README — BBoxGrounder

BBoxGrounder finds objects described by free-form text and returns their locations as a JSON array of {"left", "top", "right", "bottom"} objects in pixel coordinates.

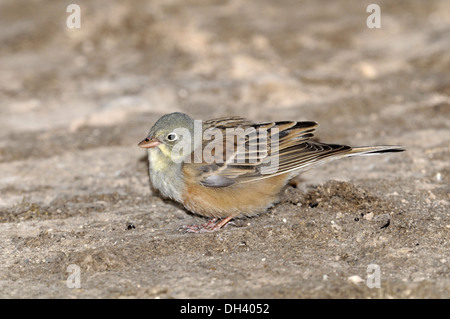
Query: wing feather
[{"left": 185, "top": 117, "right": 353, "bottom": 187}]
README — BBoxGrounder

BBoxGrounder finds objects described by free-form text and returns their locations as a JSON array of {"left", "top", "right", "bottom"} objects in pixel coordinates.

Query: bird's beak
[{"left": 138, "top": 137, "right": 161, "bottom": 148}]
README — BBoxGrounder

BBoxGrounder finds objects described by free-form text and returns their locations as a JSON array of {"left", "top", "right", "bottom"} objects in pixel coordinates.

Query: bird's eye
[{"left": 166, "top": 133, "right": 178, "bottom": 141}]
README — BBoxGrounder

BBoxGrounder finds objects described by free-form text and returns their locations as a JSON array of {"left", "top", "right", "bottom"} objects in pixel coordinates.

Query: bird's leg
[{"left": 181, "top": 216, "right": 234, "bottom": 233}]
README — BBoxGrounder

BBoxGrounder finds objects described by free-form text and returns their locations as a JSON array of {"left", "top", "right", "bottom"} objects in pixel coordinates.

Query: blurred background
[{"left": 1, "top": 0, "right": 449, "bottom": 150}]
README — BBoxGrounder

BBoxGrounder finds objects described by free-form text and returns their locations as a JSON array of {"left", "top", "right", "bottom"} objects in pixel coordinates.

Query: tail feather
[{"left": 347, "top": 145, "right": 405, "bottom": 157}]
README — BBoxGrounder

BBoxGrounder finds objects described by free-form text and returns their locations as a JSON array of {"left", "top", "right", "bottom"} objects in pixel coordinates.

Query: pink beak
[{"left": 138, "top": 137, "right": 161, "bottom": 148}]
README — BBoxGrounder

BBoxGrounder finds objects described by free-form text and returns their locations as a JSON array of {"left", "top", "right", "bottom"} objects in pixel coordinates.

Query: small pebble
[{"left": 348, "top": 275, "right": 364, "bottom": 284}]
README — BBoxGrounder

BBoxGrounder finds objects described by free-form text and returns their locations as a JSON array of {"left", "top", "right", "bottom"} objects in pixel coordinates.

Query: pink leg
[{"left": 181, "top": 216, "right": 234, "bottom": 233}]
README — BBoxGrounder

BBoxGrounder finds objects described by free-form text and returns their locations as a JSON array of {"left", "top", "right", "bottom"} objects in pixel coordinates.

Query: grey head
[
  {"left": 138, "top": 112, "right": 198, "bottom": 157},
  {"left": 149, "top": 112, "right": 194, "bottom": 141}
]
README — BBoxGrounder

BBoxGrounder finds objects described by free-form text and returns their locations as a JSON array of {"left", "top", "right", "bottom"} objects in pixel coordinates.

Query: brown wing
[
  {"left": 184, "top": 117, "right": 352, "bottom": 187},
  {"left": 187, "top": 116, "right": 260, "bottom": 187}
]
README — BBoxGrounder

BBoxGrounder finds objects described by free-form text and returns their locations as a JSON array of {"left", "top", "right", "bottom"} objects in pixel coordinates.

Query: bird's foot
[{"left": 181, "top": 216, "right": 234, "bottom": 233}]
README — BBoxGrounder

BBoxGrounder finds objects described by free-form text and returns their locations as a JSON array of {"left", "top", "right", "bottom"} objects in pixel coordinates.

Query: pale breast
[{"left": 148, "top": 148, "right": 184, "bottom": 202}]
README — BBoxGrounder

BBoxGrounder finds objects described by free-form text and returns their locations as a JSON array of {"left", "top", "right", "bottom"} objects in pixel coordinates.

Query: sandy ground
[{"left": 0, "top": 0, "right": 449, "bottom": 298}]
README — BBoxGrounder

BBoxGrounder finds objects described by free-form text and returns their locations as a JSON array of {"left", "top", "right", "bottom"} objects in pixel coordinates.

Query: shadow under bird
[{"left": 138, "top": 112, "right": 404, "bottom": 232}]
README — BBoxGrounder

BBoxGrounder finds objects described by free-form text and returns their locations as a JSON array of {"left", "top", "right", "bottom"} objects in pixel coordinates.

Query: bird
[{"left": 138, "top": 112, "right": 404, "bottom": 232}]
